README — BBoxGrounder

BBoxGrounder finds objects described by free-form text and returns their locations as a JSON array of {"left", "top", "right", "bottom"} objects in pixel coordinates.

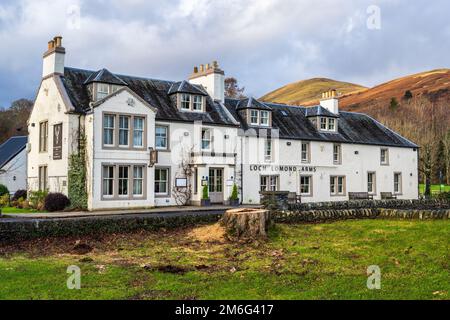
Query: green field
[
  {"left": 0, "top": 207, "right": 45, "bottom": 214},
  {"left": 419, "top": 184, "right": 450, "bottom": 195},
  {"left": 0, "top": 220, "right": 448, "bottom": 300}
]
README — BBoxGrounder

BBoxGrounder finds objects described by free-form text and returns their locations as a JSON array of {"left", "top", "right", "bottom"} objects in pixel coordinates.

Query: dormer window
[
  {"left": 193, "top": 95, "right": 203, "bottom": 111},
  {"left": 260, "top": 111, "right": 270, "bottom": 126},
  {"left": 181, "top": 94, "right": 191, "bottom": 110},
  {"left": 250, "top": 110, "right": 259, "bottom": 125},
  {"left": 97, "top": 83, "right": 109, "bottom": 100},
  {"left": 248, "top": 109, "right": 271, "bottom": 127},
  {"left": 318, "top": 117, "right": 338, "bottom": 132}
]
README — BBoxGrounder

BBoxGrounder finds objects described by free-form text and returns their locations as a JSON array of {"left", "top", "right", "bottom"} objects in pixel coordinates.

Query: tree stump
[{"left": 221, "top": 208, "right": 271, "bottom": 241}]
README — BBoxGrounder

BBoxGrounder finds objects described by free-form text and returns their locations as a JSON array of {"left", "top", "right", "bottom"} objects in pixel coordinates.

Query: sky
[{"left": 0, "top": 0, "right": 449, "bottom": 107}]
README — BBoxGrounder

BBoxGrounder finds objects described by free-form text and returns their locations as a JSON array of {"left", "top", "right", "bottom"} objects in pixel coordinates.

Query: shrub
[
  {"left": 436, "top": 192, "right": 450, "bottom": 201},
  {"left": 12, "top": 189, "right": 27, "bottom": 202},
  {"left": 0, "top": 194, "right": 10, "bottom": 207},
  {"left": 230, "top": 184, "right": 239, "bottom": 200},
  {"left": 202, "top": 184, "right": 209, "bottom": 200},
  {"left": 44, "top": 193, "right": 71, "bottom": 212},
  {"left": 0, "top": 184, "right": 9, "bottom": 197},
  {"left": 29, "top": 190, "right": 48, "bottom": 210}
]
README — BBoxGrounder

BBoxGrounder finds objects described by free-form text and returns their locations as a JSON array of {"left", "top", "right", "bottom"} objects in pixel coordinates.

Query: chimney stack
[
  {"left": 320, "top": 89, "right": 339, "bottom": 114},
  {"left": 42, "top": 35, "right": 65, "bottom": 78},
  {"left": 189, "top": 61, "right": 225, "bottom": 103}
]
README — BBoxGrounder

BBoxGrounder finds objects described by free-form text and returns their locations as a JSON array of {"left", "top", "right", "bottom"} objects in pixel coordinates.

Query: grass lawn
[
  {"left": 0, "top": 220, "right": 448, "bottom": 300},
  {"left": 0, "top": 207, "right": 45, "bottom": 214},
  {"left": 419, "top": 184, "right": 450, "bottom": 194}
]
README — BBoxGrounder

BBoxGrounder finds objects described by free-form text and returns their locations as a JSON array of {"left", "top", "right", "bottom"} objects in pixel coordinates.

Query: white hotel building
[{"left": 27, "top": 37, "right": 419, "bottom": 211}]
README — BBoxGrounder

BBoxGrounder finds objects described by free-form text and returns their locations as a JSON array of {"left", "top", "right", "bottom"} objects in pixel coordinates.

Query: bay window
[
  {"left": 181, "top": 94, "right": 191, "bottom": 110},
  {"left": 119, "top": 116, "right": 130, "bottom": 146},
  {"left": 102, "top": 166, "right": 114, "bottom": 197},
  {"left": 103, "top": 114, "right": 115, "bottom": 146},
  {"left": 133, "top": 117, "right": 144, "bottom": 148},
  {"left": 250, "top": 110, "right": 259, "bottom": 125},
  {"left": 133, "top": 166, "right": 144, "bottom": 196},
  {"left": 193, "top": 95, "right": 203, "bottom": 111},
  {"left": 118, "top": 166, "right": 129, "bottom": 196},
  {"left": 97, "top": 83, "right": 109, "bottom": 100},
  {"left": 260, "top": 111, "right": 270, "bottom": 126}
]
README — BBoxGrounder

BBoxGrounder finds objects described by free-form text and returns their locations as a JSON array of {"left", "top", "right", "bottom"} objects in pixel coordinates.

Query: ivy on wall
[{"left": 68, "top": 135, "right": 87, "bottom": 210}]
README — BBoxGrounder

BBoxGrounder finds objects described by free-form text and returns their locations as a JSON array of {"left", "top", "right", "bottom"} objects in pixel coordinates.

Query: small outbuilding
[{"left": 0, "top": 136, "right": 28, "bottom": 195}]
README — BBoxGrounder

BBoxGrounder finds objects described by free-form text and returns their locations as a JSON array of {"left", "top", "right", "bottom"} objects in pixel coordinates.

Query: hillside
[
  {"left": 260, "top": 78, "right": 367, "bottom": 106},
  {"left": 339, "top": 69, "right": 450, "bottom": 111}
]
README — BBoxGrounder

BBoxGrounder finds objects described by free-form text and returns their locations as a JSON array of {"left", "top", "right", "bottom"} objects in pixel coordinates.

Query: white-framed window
[
  {"left": 394, "top": 172, "right": 402, "bottom": 194},
  {"left": 300, "top": 176, "right": 312, "bottom": 196},
  {"left": 368, "top": 172, "right": 376, "bottom": 194},
  {"left": 155, "top": 125, "right": 168, "bottom": 150},
  {"left": 201, "top": 129, "right": 212, "bottom": 150},
  {"left": 181, "top": 93, "right": 191, "bottom": 110},
  {"left": 320, "top": 117, "right": 328, "bottom": 130},
  {"left": 330, "top": 176, "right": 346, "bottom": 196},
  {"left": 39, "top": 121, "right": 48, "bottom": 152},
  {"left": 119, "top": 116, "right": 130, "bottom": 147},
  {"left": 328, "top": 118, "right": 336, "bottom": 131},
  {"left": 301, "top": 142, "right": 310, "bottom": 163},
  {"left": 333, "top": 144, "right": 341, "bottom": 164},
  {"left": 102, "top": 166, "right": 114, "bottom": 197},
  {"left": 264, "top": 139, "right": 273, "bottom": 162},
  {"left": 103, "top": 114, "right": 115, "bottom": 146},
  {"left": 133, "top": 117, "right": 144, "bottom": 148},
  {"left": 97, "top": 83, "right": 109, "bottom": 100},
  {"left": 38, "top": 165, "right": 48, "bottom": 191},
  {"left": 118, "top": 166, "right": 129, "bottom": 196},
  {"left": 155, "top": 168, "right": 169, "bottom": 195},
  {"left": 381, "top": 148, "right": 389, "bottom": 165},
  {"left": 260, "top": 175, "right": 279, "bottom": 192},
  {"left": 192, "top": 95, "right": 203, "bottom": 111},
  {"left": 133, "top": 166, "right": 144, "bottom": 196},
  {"left": 250, "top": 110, "right": 259, "bottom": 125},
  {"left": 260, "top": 111, "right": 270, "bottom": 126}
]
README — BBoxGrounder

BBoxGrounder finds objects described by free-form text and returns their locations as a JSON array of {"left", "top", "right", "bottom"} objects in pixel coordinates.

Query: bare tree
[
  {"left": 172, "top": 147, "right": 195, "bottom": 206},
  {"left": 225, "top": 77, "right": 246, "bottom": 99}
]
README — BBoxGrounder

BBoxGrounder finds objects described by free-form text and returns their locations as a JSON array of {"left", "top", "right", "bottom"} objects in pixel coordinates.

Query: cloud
[{"left": 0, "top": 0, "right": 449, "bottom": 106}]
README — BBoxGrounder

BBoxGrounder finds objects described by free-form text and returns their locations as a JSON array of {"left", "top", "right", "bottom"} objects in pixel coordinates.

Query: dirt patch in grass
[{"left": 187, "top": 223, "right": 226, "bottom": 244}]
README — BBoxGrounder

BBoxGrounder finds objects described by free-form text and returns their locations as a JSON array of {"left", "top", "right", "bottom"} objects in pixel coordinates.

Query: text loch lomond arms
[{"left": 249, "top": 165, "right": 317, "bottom": 172}]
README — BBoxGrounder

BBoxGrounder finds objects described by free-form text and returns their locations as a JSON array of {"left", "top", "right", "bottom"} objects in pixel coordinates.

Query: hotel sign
[
  {"left": 53, "top": 123, "right": 63, "bottom": 160},
  {"left": 249, "top": 165, "right": 317, "bottom": 173}
]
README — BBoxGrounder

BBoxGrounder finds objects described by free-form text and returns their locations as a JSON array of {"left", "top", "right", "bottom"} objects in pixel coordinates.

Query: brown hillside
[
  {"left": 260, "top": 78, "right": 367, "bottom": 106},
  {"left": 340, "top": 69, "right": 450, "bottom": 112}
]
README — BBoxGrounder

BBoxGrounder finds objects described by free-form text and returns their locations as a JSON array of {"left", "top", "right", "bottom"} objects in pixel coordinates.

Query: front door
[{"left": 209, "top": 168, "right": 224, "bottom": 204}]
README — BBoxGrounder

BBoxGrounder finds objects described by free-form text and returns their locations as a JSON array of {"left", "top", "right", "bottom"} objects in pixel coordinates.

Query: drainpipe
[{"left": 240, "top": 135, "right": 244, "bottom": 205}]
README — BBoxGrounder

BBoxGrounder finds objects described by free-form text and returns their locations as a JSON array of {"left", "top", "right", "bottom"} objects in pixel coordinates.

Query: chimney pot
[
  {"left": 194, "top": 66, "right": 199, "bottom": 73},
  {"left": 200, "top": 64, "right": 204, "bottom": 72},
  {"left": 54, "top": 36, "right": 63, "bottom": 47},
  {"left": 48, "top": 40, "right": 55, "bottom": 50}
]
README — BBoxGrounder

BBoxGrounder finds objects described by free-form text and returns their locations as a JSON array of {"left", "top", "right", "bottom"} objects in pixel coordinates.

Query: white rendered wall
[
  {"left": 240, "top": 135, "right": 419, "bottom": 204},
  {"left": 42, "top": 52, "right": 65, "bottom": 77},
  {"left": 0, "top": 149, "right": 27, "bottom": 195},
  {"left": 89, "top": 91, "right": 156, "bottom": 211},
  {"left": 27, "top": 76, "right": 73, "bottom": 194}
]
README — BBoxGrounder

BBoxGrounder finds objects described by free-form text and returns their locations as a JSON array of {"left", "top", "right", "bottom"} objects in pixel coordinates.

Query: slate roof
[
  {"left": 225, "top": 98, "right": 418, "bottom": 148},
  {"left": 61, "top": 68, "right": 237, "bottom": 126},
  {"left": 305, "top": 105, "right": 340, "bottom": 118},
  {"left": 83, "top": 68, "right": 128, "bottom": 86},
  {"left": 0, "top": 136, "right": 27, "bottom": 169},
  {"left": 168, "top": 81, "right": 207, "bottom": 96},
  {"left": 236, "top": 97, "right": 272, "bottom": 111}
]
